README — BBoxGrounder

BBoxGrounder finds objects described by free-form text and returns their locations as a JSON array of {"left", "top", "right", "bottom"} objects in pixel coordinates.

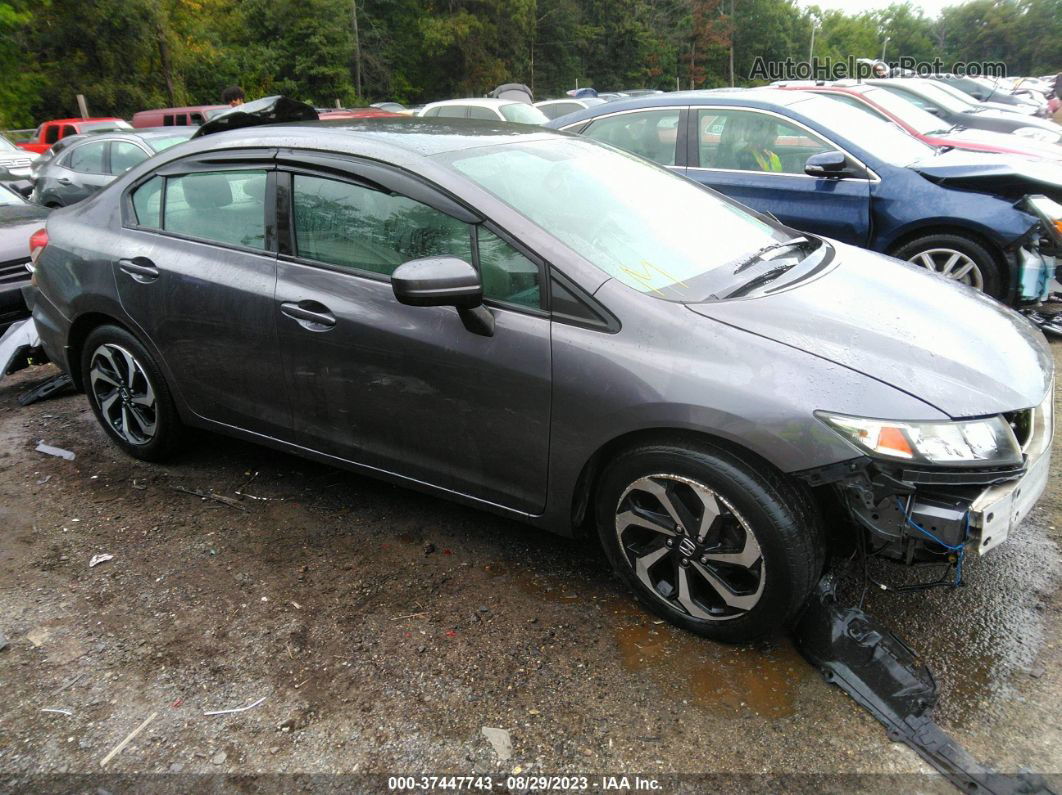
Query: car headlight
[
  {"left": 1013, "top": 126, "right": 1060, "bottom": 143},
  {"left": 1025, "top": 195, "right": 1062, "bottom": 245},
  {"left": 815, "top": 412, "right": 1023, "bottom": 466}
]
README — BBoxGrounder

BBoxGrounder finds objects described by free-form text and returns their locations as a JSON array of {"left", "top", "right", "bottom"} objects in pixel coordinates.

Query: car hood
[
  {"left": 909, "top": 148, "right": 1062, "bottom": 194},
  {"left": 972, "top": 107, "right": 1058, "bottom": 127},
  {"left": 0, "top": 151, "right": 36, "bottom": 166},
  {"left": 686, "top": 243, "right": 1052, "bottom": 418},
  {"left": 0, "top": 205, "right": 49, "bottom": 262},
  {"left": 938, "top": 128, "right": 1062, "bottom": 161}
]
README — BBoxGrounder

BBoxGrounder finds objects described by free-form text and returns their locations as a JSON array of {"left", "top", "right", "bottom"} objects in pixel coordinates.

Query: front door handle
[
  {"left": 280, "top": 300, "right": 336, "bottom": 331},
  {"left": 118, "top": 257, "right": 159, "bottom": 283},
  {"left": 56, "top": 177, "right": 72, "bottom": 185}
]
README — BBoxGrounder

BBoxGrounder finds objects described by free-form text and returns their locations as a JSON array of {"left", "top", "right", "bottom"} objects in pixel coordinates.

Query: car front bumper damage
[{"left": 801, "top": 398, "right": 1054, "bottom": 574}]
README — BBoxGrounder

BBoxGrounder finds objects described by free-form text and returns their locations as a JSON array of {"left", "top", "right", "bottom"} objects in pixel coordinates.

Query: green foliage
[{"left": 3, "top": 0, "right": 1059, "bottom": 125}]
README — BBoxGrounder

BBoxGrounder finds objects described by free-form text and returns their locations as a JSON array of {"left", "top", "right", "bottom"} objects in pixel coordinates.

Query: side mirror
[
  {"left": 805, "top": 151, "right": 856, "bottom": 179},
  {"left": 392, "top": 256, "right": 495, "bottom": 336}
]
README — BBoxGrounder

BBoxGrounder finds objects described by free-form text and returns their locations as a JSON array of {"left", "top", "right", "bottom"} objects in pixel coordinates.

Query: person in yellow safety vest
[{"left": 721, "top": 114, "right": 784, "bottom": 173}]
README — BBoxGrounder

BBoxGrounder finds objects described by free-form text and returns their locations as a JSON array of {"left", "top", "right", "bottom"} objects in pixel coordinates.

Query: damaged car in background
[
  {"left": 26, "top": 101, "right": 1056, "bottom": 645},
  {"left": 549, "top": 89, "right": 1062, "bottom": 333}
]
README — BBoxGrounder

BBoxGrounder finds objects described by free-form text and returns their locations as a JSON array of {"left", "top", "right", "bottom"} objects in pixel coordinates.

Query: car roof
[
  {"left": 58, "top": 128, "right": 197, "bottom": 146},
  {"left": 544, "top": 87, "right": 818, "bottom": 128},
  {"left": 47, "top": 118, "right": 125, "bottom": 125},
  {"left": 422, "top": 98, "right": 526, "bottom": 110},
  {"left": 166, "top": 117, "right": 561, "bottom": 165},
  {"left": 134, "top": 105, "right": 225, "bottom": 114}
]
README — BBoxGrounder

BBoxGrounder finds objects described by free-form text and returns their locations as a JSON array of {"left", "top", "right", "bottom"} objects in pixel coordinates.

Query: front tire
[
  {"left": 594, "top": 443, "right": 824, "bottom": 643},
  {"left": 80, "top": 325, "right": 181, "bottom": 461},
  {"left": 892, "top": 232, "right": 1005, "bottom": 300}
]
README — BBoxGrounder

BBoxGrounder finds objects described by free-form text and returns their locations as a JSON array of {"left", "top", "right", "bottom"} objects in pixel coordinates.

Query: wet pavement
[{"left": 0, "top": 342, "right": 1059, "bottom": 790}]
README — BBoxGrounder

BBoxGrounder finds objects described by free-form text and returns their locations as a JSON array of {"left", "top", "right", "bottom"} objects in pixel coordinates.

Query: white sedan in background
[{"left": 418, "top": 98, "right": 548, "bottom": 124}]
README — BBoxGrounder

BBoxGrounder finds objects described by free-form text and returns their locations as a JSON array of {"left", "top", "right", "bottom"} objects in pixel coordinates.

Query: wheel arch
[
  {"left": 882, "top": 222, "right": 1007, "bottom": 267},
  {"left": 568, "top": 427, "right": 793, "bottom": 538},
  {"left": 66, "top": 312, "right": 136, "bottom": 391}
]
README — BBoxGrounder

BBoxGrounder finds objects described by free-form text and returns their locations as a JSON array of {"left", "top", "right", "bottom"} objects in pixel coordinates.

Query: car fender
[{"left": 867, "top": 169, "right": 1036, "bottom": 253}]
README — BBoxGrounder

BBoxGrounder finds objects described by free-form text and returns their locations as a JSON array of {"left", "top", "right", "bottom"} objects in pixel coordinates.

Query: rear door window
[
  {"left": 540, "top": 102, "right": 580, "bottom": 119},
  {"left": 582, "top": 109, "right": 681, "bottom": 166},
  {"left": 163, "top": 170, "right": 268, "bottom": 250},
  {"left": 468, "top": 106, "right": 498, "bottom": 120},
  {"left": 66, "top": 141, "right": 108, "bottom": 174},
  {"left": 436, "top": 105, "right": 468, "bottom": 119},
  {"left": 109, "top": 142, "right": 149, "bottom": 174},
  {"left": 61, "top": 125, "right": 76, "bottom": 139}
]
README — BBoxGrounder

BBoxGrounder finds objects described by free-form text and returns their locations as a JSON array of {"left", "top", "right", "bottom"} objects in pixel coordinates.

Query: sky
[{"left": 795, "top": 0, "right": 954, "bottom": 18}]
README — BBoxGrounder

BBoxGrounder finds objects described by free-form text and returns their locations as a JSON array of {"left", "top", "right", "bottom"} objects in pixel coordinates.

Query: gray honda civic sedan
[{"left": 28, "top": 114, "right": 1055, "bottom": 642}]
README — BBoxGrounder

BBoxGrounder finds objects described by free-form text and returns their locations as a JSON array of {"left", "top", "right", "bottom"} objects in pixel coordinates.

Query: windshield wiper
[
  {"left": 732, "top": 236, "right": 810, "bottom": 273},
  {"left": 723, "top": 262, "right": 800, "bottom": 298}
]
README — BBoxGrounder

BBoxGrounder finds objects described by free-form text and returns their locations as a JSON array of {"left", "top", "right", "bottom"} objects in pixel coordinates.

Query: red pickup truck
[{"left": 16, "top": 117, "right": 132, "bottom": 154}]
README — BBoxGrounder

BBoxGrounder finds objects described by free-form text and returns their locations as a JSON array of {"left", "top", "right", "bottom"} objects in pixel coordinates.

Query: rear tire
[
  {"left": 891, "top": 232, "right": 1005, "bottom": 300},
  {"left": 594, "top": 442, "right": 824, "bottom": 643},
  {"left": 80, "top": 325, "right": 181, "bottom": 461}
]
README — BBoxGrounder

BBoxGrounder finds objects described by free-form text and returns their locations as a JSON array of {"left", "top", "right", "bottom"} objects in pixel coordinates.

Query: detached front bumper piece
[{"left": 796, "top": 575, "right": 1052, "bottom": 795}]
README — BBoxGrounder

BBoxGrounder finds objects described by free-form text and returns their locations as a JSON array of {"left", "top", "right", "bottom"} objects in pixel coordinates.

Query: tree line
[{"left": 1, "top": 0, "right": 1059, "bottom": 128}]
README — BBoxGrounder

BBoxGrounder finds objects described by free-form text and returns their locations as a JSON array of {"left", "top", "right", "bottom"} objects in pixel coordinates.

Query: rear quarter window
[{"left": 131, "top": 175, "right": 163, "bottom": 228}]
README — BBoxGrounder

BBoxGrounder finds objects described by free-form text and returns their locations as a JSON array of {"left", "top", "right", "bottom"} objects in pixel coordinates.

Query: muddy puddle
[{"left": 487, "top": 562, "right": 811, "bottom": 720}]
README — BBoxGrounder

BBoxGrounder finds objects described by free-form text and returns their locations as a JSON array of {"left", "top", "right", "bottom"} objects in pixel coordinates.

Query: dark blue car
[{"left": 548, "top": 88, "right": 1062, "bottom": 305}]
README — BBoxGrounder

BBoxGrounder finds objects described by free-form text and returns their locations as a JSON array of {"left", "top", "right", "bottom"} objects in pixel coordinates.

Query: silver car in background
[{"left": 32, "top": 128, "right": 194, "bottom": 207}]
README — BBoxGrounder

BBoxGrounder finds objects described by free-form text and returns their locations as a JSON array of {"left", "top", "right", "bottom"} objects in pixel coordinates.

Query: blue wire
[{"left": 894, "top": 497, "right": 968, "bottom": 586}]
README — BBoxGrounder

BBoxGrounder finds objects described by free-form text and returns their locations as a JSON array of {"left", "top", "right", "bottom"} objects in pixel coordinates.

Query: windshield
[
  {"left": 0, "top": 185, "right": 26, "bottom": 205},
  {"left": 902, "top": 82, "right": 974, "bottom": 113},
  {"left": 500, "top": 103, "right": 548, "bottom": 125},
  {"left": 437, "top": 137, "right": 803, "bottom": 300},
  {"left": 787, "top": 94, "right": 934, "bottom": 165},
  {"left": 924, "top": 80, "right": 982, "bottom": 108},
  {"left": 146, "top": 134, "right": 193, "bottom": 152},
  {"left": 80, "top": 120, "right": 133, "bottom": 132},
  {"left": 859, "top": 88, "right": 950, "bottom": 135}
]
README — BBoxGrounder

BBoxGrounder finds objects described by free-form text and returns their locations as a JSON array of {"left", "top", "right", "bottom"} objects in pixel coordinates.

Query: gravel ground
[{"left": 0, "top": 341, "right": 1060, "bottom": 793}]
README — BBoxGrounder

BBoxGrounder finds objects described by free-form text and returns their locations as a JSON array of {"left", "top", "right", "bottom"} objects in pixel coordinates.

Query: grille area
[{"left": 0, "top": 257, "right": 31, "bottom": 287}]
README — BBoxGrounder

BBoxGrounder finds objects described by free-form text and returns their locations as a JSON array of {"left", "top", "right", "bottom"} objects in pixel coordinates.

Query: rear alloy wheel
[
  {"left": 89, "top": 343, "right": 158, "bottom": 446},
  {"left": 595, "top": 443, "right": 824, "bottom": 642},
  {"left": 892, "top": 232, "right": 1004, "bottom": 299},
  {"left": 81, "top": 325, "right": 181, "bottom": 461}
]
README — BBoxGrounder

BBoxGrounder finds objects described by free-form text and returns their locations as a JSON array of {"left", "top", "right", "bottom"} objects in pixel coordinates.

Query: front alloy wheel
[
  {"left": 907, "top": 247, "right": 983, "bottom": 290},
  {"left": 89, "top": 343, "right": 158, "bottom": 445},
  {"left": 892, "top": 232, "right": 1004, "bottom": 299},
  {"left": 615, "top": 474, "right": 765, "bottom": 621},
  {"left": 595, "top": 443, "right": 824, "bottom": 642}
]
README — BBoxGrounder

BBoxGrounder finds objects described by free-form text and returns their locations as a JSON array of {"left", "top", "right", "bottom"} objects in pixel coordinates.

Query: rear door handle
[
  {"left": 118, "top": 257, "right": 159, "bottom": 283},
  {"left": 280, "top": 300, "right": 336, "bottom": 330}
]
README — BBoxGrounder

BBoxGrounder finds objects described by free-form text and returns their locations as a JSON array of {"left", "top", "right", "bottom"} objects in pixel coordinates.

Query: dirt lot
[{"left": 1, "top": 342, "right": 1060, "bottom": 793}]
